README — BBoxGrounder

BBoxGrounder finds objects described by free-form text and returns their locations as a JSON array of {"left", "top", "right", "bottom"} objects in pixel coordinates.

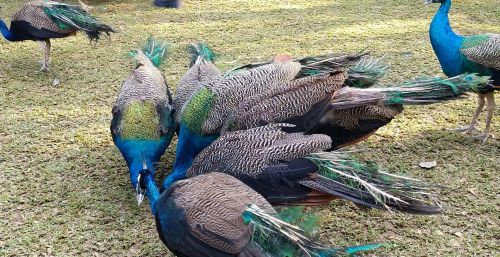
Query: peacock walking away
[
  {"left": 111, "top": 38, "right": 175, "bottom": 205},
  {"left": 140, "top": 170, "right": 383, "bottom": 257},
  {"left": 426, "top": 0, "right": 499, "bottom": 143},
  {"left": 0, "top": 0, "right": 114, "bottom": 72},
  {"left": 163, "top": 43, "right": 491, "bottom": 193},
  {"left": 187, "top": 123, "right": 443, "bottom": 214}
]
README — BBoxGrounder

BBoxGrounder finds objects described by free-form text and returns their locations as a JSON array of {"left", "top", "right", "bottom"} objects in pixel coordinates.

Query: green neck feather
[
  {"left": 121, "top": 101, "right": 160, "bottom": 140},
  {"left": 181, "top": 87, "right": 215, "bottom": 134}
]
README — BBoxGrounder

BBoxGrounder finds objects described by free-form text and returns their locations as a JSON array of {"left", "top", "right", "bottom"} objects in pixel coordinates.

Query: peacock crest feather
[
  {"left": 243, "top": 204, "right": 384, "bottom": 257},
  {"left": 181, "top": 87, "right": 215, "bottom": 134},
  {"left": 130, "top": 37, "right": 170, "bottom": 68},
  {"left": 120, "top": 101, "right": 161, "bottom": 141},
  {"left": 188, "top": 42, "right": 219, "bottom": 66}
]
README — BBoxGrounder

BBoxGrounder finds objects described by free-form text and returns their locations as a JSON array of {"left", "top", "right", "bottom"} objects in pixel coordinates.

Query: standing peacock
[
  {"left": 163, "top": 43, "right": 491, "bottom": 192},
  {"left": 426, "top": 0, "right": 499, "bottom": 143},
  {"left": 187, "top": 123, "right": 443, "bottom": 214},
  {"left": 140, "top": 170, "right": 383, "bottom": 257},
  {"left": 0, "top": 0, "right": 115, "bottom": 72},
  {"left": 111, "top": 38, "right": 175, "bottom": 205}
]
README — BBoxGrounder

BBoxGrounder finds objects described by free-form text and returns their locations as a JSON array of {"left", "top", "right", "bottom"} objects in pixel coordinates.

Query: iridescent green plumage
[
  {"left": 461, "top": 34, "right": 491, "bottom": 49},
  {"left": 307, "top": 152, "right": 441, "bottom": 210},
  {"left": 327, "top": 74, "right": 492, "bottom": 109},
  {"left": 130, "top": 37, "right": 170, "bottom": 68},
  {"left": 188, "top": 42, "right": 219, "bottom": 65},
  {"left": 120, "top": 101, "right": 161, "bottom": 141},
  {"left": 243, "top": 204, "right": 383, "bottom": 257},
  {"left": 181, "top": 87, "right": 215, "bottom": 134},
  {"left": 43, "top": 3, "right": 114, "bottom": 41}
]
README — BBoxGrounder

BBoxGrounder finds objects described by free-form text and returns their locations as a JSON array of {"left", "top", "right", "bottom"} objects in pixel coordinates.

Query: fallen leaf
[
  {"left": 468, "top": 188, "right": 478, "bottom": 197},
  {"left": 52, "top": 79, "right": 60, "bottom": 87},
  {"left": 419, "top": 160, "right": 437, "bottom": 169}
]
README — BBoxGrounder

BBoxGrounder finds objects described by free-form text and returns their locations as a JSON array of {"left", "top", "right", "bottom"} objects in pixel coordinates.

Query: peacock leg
[
  {"left": 472, "top": 92, "right": 495, "bottom": 143},
  {"left": 451, "top": 94, "right": 485, "bottom": 133},
  {"left": 37, "top": 40, "right": 51, "bottom": 72}
]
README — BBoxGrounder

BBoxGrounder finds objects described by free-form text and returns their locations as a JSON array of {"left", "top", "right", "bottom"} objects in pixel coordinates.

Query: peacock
[
  {"left": 111, "top": 38, "right": 175, "bottom": 205},
  {"left": 0, "top": 0, "right": 115, "bottom": 72},
  {"left": 140, "top": 170, "right": 383, "bottom": 256},
  {"left": 186, "top": 123, "right": 443, "bottom": 214},
  {"left": 163, "top": 43, "right": 491, "bottom": 192},
  {"left": 425, "top": 0, "right": 499, "bottom": 143}
]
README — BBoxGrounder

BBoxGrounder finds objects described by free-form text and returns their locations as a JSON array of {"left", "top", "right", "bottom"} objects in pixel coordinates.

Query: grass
[{"left": 0, "top": 0, "right": 498, "bottom": 256}]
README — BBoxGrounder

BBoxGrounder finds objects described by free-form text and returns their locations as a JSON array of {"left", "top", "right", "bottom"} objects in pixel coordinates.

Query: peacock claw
[
  {"left": 449, "top": 126, "right": 478, "bottom": 134},
  {"left": 36, "top": 61, "right": 50, "bottom": 72},
  {"left": 471, "top": 134, "right": 489, "bottom": 144}
]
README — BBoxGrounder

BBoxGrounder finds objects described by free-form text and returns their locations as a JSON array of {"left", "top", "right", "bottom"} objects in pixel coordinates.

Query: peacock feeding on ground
[
  {"left": 0, "top": 0, "right": 115, "bottom": 72},
  {"left": 140, "top": 170, "right": 383, "bottom": 257},
  {"left": 426, "top": 0, "right": 499, "bottom": 143},
  {"left": 163, "top": 43, "right": 491, "bottom": 193},
  {"left": 111, "top": 38, "right": 175, "bottom": 205},
  {"left": 186, "top": 123, "right": 443, "bottom": 214}
]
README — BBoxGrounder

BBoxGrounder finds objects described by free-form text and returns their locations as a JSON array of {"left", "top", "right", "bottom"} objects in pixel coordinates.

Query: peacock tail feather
[
  {"left": 129, "top": 37, "right": 170, "bottom": 68},
  {"left": 120, "top": 101, "right": 161, "bottom": 141},
  {"left": 181, "top": 87, "right": 216, "bottom": 134},
  {"left": 345, "top": 55, "right": 389, "bottom": 88},
  {"left": 328, "top": 74, "right": 492, "bottom": 109},
  {"left": 277, "top": 207, "right": 319, "bottom": 237},
  {"left": 43, "top": 2, "right": 115, "bottom": 41},
  {"left": 306, "top": 152, "right": 442, "bottom": 211},
  {"left": 188, "top": 42, "right": 219, "bottom": 66},
  {"left": 243, "top": 204, "right": 384, "bottom": 257}
]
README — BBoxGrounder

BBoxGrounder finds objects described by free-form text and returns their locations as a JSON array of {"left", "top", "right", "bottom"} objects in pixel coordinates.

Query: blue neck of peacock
[
  {"left": 143, "top": 173, "right": 160, "bottom": 214},
  {"left": 0, "top": 19, "right": 16, "bottom": 41},
  {"left": 129, "top": 157, "right": 155, "bottom": 188},
  {"left": 429, "top": 0, "right": 464, "bottom": 76},
  {"left": 161, "top": 124, "right": 218, "bottom": 191}
]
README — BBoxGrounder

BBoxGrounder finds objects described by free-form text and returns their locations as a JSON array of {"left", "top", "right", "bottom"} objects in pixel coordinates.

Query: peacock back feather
[
  {"left": 120, "top": 101, "right": 161, "bottom": 141},
  {"left": 181, "top": 87, "right": 216, "bottom": 134}
]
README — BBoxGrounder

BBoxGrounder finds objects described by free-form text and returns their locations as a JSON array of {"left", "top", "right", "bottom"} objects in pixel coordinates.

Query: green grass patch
[{"left": 0, "top": 0, "right": 498, "bottom": 256}]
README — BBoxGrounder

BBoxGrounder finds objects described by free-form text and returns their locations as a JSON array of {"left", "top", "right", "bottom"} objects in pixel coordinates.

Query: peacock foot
[
  {"left": 471, "top": 133, "right": 489, "bottom": 144},
  {"left": 449, "top": 125, "right": 479, "bottom": 134},
  {"left": 36, "top": 61, "right": 50, "bottom": 73}
]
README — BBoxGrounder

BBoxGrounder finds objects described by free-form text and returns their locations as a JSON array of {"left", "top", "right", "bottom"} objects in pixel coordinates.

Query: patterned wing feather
[
  {"left": 175, "top": 60, "right": 222, "bottom": 123},
  {"left": 187, "top": 124, "right": 331, "bottom": 178},
  {"left": 460, "top": 34, "right": 500, "bottom": 70},
  {"left": 162, "top": 173, "right": 275, "bottom": 255},
  {"left": 187, "top": 62, "right": 302, "bottom": 134},
  {"left": 115, "top": 52, "right": 169, "bottom": 109},
  {"left": 225, "top": 72, "right": 347, "bottom": 131},
  {"left": 11, "top": 1, "right": 74, "bottom": 34},
  {"left": 112, "top": 51, "right": 171, "bottom": 137}
]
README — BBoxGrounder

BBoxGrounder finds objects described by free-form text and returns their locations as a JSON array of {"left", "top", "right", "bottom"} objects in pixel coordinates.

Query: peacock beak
[
  {"left": 136, "top": 174, "right": 144, "bottom": 206},
  {"left": 424, "top": 0, "right": 433, "bottom": 5}
]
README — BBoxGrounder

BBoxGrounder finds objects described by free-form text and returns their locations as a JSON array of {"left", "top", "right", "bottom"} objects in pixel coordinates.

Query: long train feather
[
  {"left": 328, "top": 74, "right": 491, "bottom": 109},
  {"left": 305, "top": 151, "right": 442, "bottom": 212},
  {"left": 243, "top": 204, "right": 384, "bottom": 257}
]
